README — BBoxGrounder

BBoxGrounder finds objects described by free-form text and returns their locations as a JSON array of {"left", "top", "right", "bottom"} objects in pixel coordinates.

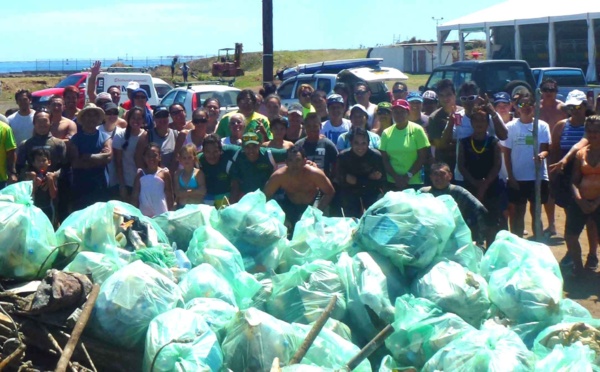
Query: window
[
  {"left": 155, "top": 84, "right": 172, "bottom": 99},
  {"left": 196, "top": 90, "right": 240, "bottom": 108},
  {"left": 56, "top": 74, "right": 84, "bottom": 88},
  {"left": 277, "top": 80, "right": 296, "bottom": 99},
  {"left": 543, "top": 70, "right": 586, "bottom": 86},
  {"left": 426, "top": 71, "right": 450, "bottom": 90},
  {"left": 173, "top": 90, "right": 187, "bottom": 105},
  {"left": 140, "top": 85, "right": 152, "bottom": 99},
  {"left": 316, "top": 78, "right": 332, "bottom": 94},
  {"left": 160, "top": 90, "right": 178, "bottom": 107}
]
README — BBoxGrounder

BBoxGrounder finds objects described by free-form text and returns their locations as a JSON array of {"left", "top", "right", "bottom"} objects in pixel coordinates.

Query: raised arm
[{"left": 87, "top": 60, "right": 101, "bottom": 104}]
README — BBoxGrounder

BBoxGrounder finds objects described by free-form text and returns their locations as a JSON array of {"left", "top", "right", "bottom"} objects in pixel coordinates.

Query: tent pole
[{"left": 485, "top": 25, "right": 491, "bottom": 60}]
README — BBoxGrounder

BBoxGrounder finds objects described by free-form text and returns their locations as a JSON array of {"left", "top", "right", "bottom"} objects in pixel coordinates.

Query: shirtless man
[
  {"left": 62, "top": 85, "right": 81, "bottom": 121},
  {"left": 539, "top": 78, "right": 567, "bottom": 236},
  {"left": 264, "top": 145, "right": 335, "bottom": 230},
  {"left": 48, "top": 96, "right": 77, "bottom": 141}
]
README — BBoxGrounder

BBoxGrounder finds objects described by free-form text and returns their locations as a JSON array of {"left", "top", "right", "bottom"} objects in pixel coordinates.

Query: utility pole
[{"left": 262, "top": 0, "right": 274, "bottom": 85}]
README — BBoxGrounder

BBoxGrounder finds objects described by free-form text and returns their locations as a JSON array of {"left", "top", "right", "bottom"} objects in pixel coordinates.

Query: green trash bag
[
  {"left": 412, "top": 260, "right": 490, "bottom": 327},
  {"left": 185, "top": 297, "right": 237, "bottom": 340},
  {"left": 90, "top": 261, "right": 184, "bottom": 349},
  {"left": 186, "top": 225, "right": 261, "bottom": 309},
  {"left": 292, "top": 323, "right": 371, "bottom": 372},
  {"left": 56, "top": 201, "right": 168, "bottom": 258},
  {"left": 379, "top": 355, "right": 401, "bottom": 372},
  {"left": 221, "top": 308, "right": 299, "bottom": 372},
  {"left": 534, "top": 342, "right": 600, "bottom": 372},
  {"left": 135, "top": 245, "right": 177, "bottom": 268},
  {"left": 437, "top": 195, "right": 483, "bottom": 274},
  {"left": 422, "top": 324, "right": 536, "bottom": 372},
  {"left": 153, "top": 204, "right": 212, "bottom": 252},
  {"left": 319, "top": 318, "right": 352, "bottom": 342},
  {"left": 143, "top": 308, "right": 223, "bottom": 372},
  {"left": 385, "top": 294, "right": 476, "bottom": 369},
  {"left": 481, "top": 230, "right": 561, "bottom": 280},
  {"left": 0, "top": 181, "right": 57, "bottom": 280},
  {"left": 178, "top": 263, "right": 237, "bottom": 306},
  {"left": 532, "top": 319, "right": 600, "bottom": 360},
  {"left": 485, "top": 237, "right": 563, "bottom": 324},
  {"left": 356, "top": 190, "right": 455, "bottom": 271},
  {"left": 279, "top": 206, "right": 357, "bottom": 272},
  {"left": 266, "top": 260, "right": 346, "bottom": 324},
  {"left": 63, "top": 251, "right": 128, "bottom": 285},
  {"left": 210, "top": 190, "right": 286, "bottom": 270}
]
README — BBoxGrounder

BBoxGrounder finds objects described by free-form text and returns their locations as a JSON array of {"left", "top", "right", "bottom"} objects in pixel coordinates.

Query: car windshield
[
  {"left": 56, "top": 74, "right": 83, "bottom": 88},
  {"left": 196, "top": 90, "right": 240, "bottom": 107}
]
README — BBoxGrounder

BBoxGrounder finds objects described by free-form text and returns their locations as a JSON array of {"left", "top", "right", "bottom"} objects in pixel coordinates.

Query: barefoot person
[{"left": 264, "top": 145, "right": 335, "bottom": 230}]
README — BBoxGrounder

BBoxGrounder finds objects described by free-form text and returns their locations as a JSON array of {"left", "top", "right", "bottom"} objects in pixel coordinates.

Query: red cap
[{"left": 391, "top": 99, "right": 410, "bottom": 110}]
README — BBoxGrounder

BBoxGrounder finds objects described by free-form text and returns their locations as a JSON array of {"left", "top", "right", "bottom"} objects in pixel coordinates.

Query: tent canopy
[{"left": 439, "top": 0, "right": 600, "bottom": 31}]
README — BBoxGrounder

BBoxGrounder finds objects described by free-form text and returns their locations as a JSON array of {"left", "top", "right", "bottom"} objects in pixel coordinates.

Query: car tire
[{"left": 504, "top": 80, "right": 532, "bottom": 98}]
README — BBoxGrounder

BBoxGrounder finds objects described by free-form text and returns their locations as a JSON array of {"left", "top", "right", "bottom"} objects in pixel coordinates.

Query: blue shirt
[{"left": 71, "top": 130, "right": 110, "bottom": 189}]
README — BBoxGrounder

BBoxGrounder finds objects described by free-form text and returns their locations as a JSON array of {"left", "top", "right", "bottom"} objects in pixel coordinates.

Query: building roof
[{"left": 439, "top": 0, "right": 600, "bottom": 32}]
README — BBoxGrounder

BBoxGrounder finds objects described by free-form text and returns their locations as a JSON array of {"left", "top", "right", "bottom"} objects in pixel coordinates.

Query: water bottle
[{"left": 174, "top": 249, "right": 191, "bottom": 270}]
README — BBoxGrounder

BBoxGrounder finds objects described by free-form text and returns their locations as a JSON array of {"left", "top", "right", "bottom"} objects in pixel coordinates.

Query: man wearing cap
[
  {"left": 422, "top": 90, "right": 439, "bottom": 116},
  {"left": 373, "top": 102, "right": 393, "bottom": 135},
  {"left": 295, "top": 113, "right": 338, "bottom": 179},
  {"left": 264, "top": 145, "right": 335, "bottom": 231},
  {"left": 48, "top": 95, "right": 77, "bottom": 141},
  {"left": 229, "top": 132, "right": 287, "bottom": 201},
  {"left": 353, "top": 82, "right": 378, "bottom": 131},
  {"left": 285, "top": 103, "right": 305, "bottom": 143},
  {"left": 407, "top": 92, "right": 429, "bottom": 128},
  {"left": 337, "top": 104, "right": 381, "bottom": 151},
  {"left": 381, "top": 99, "right": 430, "bottom": 191},
  {"left": 321, "top": 94, "right": 350, "bottom": 144},
  {"left": 493, "top": 92, "right": 513, "bottom": 123},
  {"left": 122, "top": 81, "right": 141, "bottom": 110},
  {"left": 392, "top": 82, "right": 409, "bottom": 101},
  {"left": 69, "top": 103, "right": 112, "bottom": 210}
]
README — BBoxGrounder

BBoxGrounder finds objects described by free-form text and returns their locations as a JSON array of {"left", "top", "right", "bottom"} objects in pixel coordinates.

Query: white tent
[{"left": 436, "top": 0, "right": 600, "bottom": 81}]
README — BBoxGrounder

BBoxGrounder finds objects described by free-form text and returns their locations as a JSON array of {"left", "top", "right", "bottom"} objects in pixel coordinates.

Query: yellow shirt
[
  {"left": 216, "top": 111, "right": 272, "bottom": 142},
  {"left": 0, "top": 122, "right": 17, "bottom": 182},
  {"left": 380, "top": 122, "right": 430, "bottom": 184}
]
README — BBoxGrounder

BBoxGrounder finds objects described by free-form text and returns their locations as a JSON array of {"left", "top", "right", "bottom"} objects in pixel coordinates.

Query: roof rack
[
  {"left": 83, "top": 67, "right": 151, "bottom": 73},
  {"left": 174, "top": 77, "right": 236, "bottom": 88}
]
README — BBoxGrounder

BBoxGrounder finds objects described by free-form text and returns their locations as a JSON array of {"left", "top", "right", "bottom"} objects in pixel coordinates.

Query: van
[{"left": 88, "top": 71, "right": 162, "bottom": 106}]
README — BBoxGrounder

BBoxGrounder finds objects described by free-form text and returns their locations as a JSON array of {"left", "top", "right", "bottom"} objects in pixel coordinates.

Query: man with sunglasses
[
  {"left": 422, "top": 90, "right": 439, "bottom": 116},
  {"left": 353, "top": 82, "right": 378, "bottom": 131},
  {"left": 539, "top": 78, "right": 567, "bottom": 236},
  {"left": 392, "top": 82, "right": 408, "bottom": 101},
  {"left": 503, "top": 93, "right": 551, "bottom": 239}
]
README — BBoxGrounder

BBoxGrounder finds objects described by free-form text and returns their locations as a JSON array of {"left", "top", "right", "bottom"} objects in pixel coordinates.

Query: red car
[{"left": 32, "top": 72, "right": 89, "bottom": 110}]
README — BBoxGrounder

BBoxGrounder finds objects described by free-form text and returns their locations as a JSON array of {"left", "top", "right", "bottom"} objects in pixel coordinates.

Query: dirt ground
[{"left": 524, "top": 205, "right": 600, "bottom": 317}]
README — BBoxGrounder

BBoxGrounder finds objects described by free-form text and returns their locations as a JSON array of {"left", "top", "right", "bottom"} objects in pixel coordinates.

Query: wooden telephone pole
[{"left": 262, "top": 0, "right": 274, "bottom": 85}]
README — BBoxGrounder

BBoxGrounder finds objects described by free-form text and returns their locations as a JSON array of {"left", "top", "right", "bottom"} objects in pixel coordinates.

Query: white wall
[{"left": 370, "top": 45, "right": 454, "bottom": 72}]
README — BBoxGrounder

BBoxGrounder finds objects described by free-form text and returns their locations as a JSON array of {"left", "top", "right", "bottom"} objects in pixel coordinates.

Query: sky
[{"left": 2, "top": 0, "right": 505, "bottom": 62}]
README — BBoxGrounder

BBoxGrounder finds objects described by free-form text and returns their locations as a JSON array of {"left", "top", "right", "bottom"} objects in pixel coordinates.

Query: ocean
[{"left": 0, "top": 56, "right": 210, "bottom": 74}]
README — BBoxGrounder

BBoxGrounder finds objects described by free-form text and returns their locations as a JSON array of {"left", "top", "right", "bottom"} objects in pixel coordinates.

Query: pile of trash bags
[{"left": 1, "top": 185, "right": 600, "bottom": 371}]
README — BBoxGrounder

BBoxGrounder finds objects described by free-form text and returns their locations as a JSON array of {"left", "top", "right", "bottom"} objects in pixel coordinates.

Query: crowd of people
[{"left": 1, "top": 76, "right": 600, "bottom": 276}]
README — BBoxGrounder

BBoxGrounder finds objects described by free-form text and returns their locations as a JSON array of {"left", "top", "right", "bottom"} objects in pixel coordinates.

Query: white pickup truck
[{"left": 532, "top": 67, "right": 600, "bottom": 103}]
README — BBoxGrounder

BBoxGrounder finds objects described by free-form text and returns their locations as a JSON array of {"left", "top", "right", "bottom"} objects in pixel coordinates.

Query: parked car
[
  {"left": 32, "top": 72, "right": 89, "bottom": 110},
  {"left": 276, "top": 66, "right": 408, "bottom": 108},
  {"left": 420, "top": 60, "right": 536, "bottom": 102},
  {"left": 159, "top": 84, "right": 241, "bottom": 120},
  {"left": 531, "top": 67, "right": 600, "bottom": 102},
  {"left": 153, "top": 78, "right": 172, "bottom": 100}
]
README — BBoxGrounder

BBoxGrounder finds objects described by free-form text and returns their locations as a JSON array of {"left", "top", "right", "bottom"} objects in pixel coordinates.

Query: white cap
[{"left": 126, "top": 81, "right": 140, "bottom": 91}]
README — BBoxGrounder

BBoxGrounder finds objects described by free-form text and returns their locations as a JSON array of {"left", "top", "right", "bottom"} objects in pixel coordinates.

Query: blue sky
[{"left": 3, "top": 0, "right": 503, "bottom": 61}]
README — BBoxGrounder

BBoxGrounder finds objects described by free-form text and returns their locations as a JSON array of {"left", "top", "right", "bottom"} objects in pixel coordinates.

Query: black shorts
[
  {"left": 565, "top": 202, "right": 600, "bottom": 236},
  {"left": 507, "top": 180, "right": 549, "bottom": 205}
]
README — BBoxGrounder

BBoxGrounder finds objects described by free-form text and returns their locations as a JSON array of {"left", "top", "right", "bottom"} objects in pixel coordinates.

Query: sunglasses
[
  {"left": 541, "top": 87, "right": 557, "bottom": 93},
  {"left": 460, "top": 95, "right": 478, "bottom": 102},
  {"left": 568, "top": 105, "right": 582, "bottom": 111},
  {"left": 106, "top": 111, "right": 119, "bottom": 115},
  {"left": 155, "top": 113, "right": 169, "bottom": 119},
  {"left": 393, "top": 89, "right": 406, "bottom": 94},
  {"left": 134, "top": 95, "right": 147, "bottom": 99},
  {"left": 192, "top": 117, "right": 208, "bottom": 124},
  {"left": 354, "top": 91, "right": 368, "bottom": 96},
  {"left": 170, "top": 109, "right": 184, "bottom": 115},
  {"left": 301, "top": 92, "right": 312, "bottom": 97},
  {"left": 517, "top": 102, "right": 533, "bottom": 108}
]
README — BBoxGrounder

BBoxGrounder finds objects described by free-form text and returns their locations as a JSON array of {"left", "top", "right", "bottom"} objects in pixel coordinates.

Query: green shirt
[
  {"left": 0, "top": 122, "right": 17, "bottom": 182},
  {"left": 380, "top": 122, "right": 430, "bottom": 184},
  {"left": 230, "top": 147, "right": 287, "bottom": 194},
  {"left": 198, "top": 145, "right": 238, "bottom": 197},
  {"left": 302, "top": 104, "right": 316, "bottom": 119},
  {"left": 216, "top": 111, "right": 272, "bottom": 142}
]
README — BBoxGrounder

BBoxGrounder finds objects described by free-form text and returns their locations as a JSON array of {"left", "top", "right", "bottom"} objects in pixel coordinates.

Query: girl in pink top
[{"left": 132, "top": 143, "right": 174, "bottom": 217}]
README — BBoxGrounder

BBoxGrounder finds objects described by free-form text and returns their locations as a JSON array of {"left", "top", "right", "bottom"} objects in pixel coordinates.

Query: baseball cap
[
  {"left": 406, "top": 92, "right": 423, "bottom": 103},
  {"left": 565, "top": 89, "right": 587, "bottom": 106},
  {"left": 326, "top": 93, "right": 344, "bottom": 106},
  {"left": 102, "top": 102, "right": 119, "bottom": 113},
  {"left": 242, "top": 132, "right": 260, "bottom": 146},
  {"left": 391, "top": 99, "right": 410, "bottom": 110},
  {"left": 493, "top": 92, "right": 511, "bottom": 105},
  {"left": 350, "top": 104, "right": 368, "bottom": 116},
  {"left": 422, "top": 90, "right": 438, "bottom": 101},
  {"left": 126, "top": 81, "right": 140, "bottom": 91},
  {"left": 377, "top": 102, "right": 392, "bottom": 113},
  {"left": 288, "top": 103, "right": 303, "bottom": 115},
  {"left": 153, "top": 105, "right": 169, "bottom": 118}
]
